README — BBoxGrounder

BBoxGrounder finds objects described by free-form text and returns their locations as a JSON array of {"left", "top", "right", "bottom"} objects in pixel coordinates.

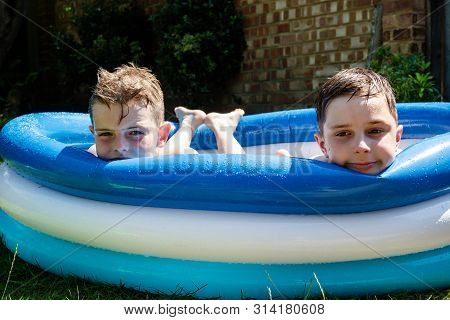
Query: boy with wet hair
[
  {"left": 87, "top": 63, "right": 245, "bottom": 160},
  {"left": 313, "top": 67, "right": 403, "bottom": 175}
]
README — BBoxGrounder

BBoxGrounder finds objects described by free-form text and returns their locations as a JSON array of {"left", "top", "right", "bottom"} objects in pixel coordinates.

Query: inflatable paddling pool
[{"left": 0, "top": 103, "right": 449, "bottom": 299}]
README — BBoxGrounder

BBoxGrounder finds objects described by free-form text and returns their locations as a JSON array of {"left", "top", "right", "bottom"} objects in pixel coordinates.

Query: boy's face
[
  {"left": 90, "top": 100, "right": 169, "bottom": 160},
  {"left": 314, "top": 94, "right": 403, "bottom": 175}
]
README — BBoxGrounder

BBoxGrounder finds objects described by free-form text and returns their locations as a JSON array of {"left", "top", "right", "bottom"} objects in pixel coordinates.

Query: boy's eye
[
  {"left": 128, "top": 130, "right": 145, "bottom": 136},
  {"left": 98, "top": 132, "right": 113, "bottom": 137},
  {"left": 335, "top": 131, "right": 351, "bottom": 137},
  {"left": 368, "top": 128, "right": 384, "bottom": 134}
]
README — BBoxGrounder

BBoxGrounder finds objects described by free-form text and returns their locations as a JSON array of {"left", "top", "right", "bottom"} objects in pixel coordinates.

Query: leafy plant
[
  {"left": 152, "top": 0, "right": 247, "bottom": 109},
  {"left": 0, "top": 58, "right": 38, "bottom": 126},
  {"left": 53, "top": 0, "right": 153, "bottom": 106},
  {"left": 369, "top": 47, "right": 440, "bottom": 102}
]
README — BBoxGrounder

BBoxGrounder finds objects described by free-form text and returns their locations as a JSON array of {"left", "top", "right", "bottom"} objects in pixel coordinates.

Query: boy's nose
[
  {"left": 114, "top": 136, "right": 129, "bottom": 152},
  {"left": 354, "top": 137, "right": 370, "bottom": 153}
]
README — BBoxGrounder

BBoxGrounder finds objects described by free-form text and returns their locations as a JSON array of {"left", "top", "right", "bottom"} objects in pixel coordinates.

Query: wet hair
[
  {"left": 314, "top": 67, "right": 397, "bottom": 132},
  {"left": 88, "top": 63, "right": 164, "bottom": 125}
]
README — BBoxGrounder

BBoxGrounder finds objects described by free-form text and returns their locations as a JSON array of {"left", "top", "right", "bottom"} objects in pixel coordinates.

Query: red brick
[
  {"left": 271, "top": 48, "right": 283, "bottom": 58},
  {"left": 305, "top": 80, "right": 313, "bottom": 90},
  {"left": 393, "top": 28, "right": 412, "bottom": 40},
  {"left": 273, "top": 12, "right": 280, "bottom": 22},
  {"left": 280, "top": 34, "right": 296, "bottom": 45},
  {"left": 260, "top": 14, "right": 267, "bottom": 24},
  {"left": 250, "top": 84, "right": 260, "bottom": 92},
  {"left": 351, "top": 0, "right": 373, "bottom": 8},
  {"left": 277, "top": 23, "right": 290, "bottom": 33},
  {"left": 301, "top": 42, "right": 315, "bottom": 54},
  {"left": 303, "top": 68, "right": 314, "bottom": 77},
  {"left": 346, "top": 25, "right": 355, "bottom": 35},
  {"left": 317, "top": 17, "right": 325, "bottom": 27},
  {"left": 263, "top": 60, "right": 273, "bottom": 68},
  {"left": 319, "top": 29, "right": 335, "bottom": 39},
  {"left": 349, "top": 11, "right": 356, "bottom": 23},
  {"left": 297, "top": 33, "right": 309, "bottom": 42},
  {"left": 279, "top": 81, "right": 290, "bottom": 90},
  {"left": 271, "top": 93, "right": 291, "bottom": 104},
  {"left": 356, "top": 50, "right": 364, "bottom": 60},
  {"left": 383, "top": 0, "right": 420, "bottom": 14},
  {"left": 258, "top": 27, "right": 268, "bottom": 37},
  {"left": 335, "top": 52, "right": 341, "bottom": 62},
  {"left": 243, "top": 63, "right": 253, "bottom": 71},
  {"left": 338, "top": 38, "right": 351, "bottom": 50},
  {"left": 316, "top": 54, "right": 328, "bottom": 64},
  {"left": 412, "top": 27, "right": 426, "bottom": 39}
]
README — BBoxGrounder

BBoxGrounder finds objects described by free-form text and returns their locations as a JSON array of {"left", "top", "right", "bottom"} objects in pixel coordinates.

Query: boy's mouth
[{"left": 346, "top": 161, "right": 379, "bottom": 172}]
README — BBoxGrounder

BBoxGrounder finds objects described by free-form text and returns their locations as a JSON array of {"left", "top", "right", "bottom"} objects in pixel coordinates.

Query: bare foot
[
  {"left": 204, "top": 109, "right": 245, "bottom": 133},
  {"left": 174, "top": 106, "right": 206, "bottom": 132}
]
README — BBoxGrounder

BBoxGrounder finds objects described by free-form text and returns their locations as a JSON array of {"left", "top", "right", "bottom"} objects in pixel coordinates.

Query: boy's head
[
  {"left": 314, "top": 67, "right": 403, "bottom": 175},
  {"left": 89, "top": 63, "right": 171, "bottom": 160}
]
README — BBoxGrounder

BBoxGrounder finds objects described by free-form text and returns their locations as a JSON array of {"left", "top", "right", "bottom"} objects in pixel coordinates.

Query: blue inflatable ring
[{"left": 0, "top": 102, "right": 449, "bottom": 299}]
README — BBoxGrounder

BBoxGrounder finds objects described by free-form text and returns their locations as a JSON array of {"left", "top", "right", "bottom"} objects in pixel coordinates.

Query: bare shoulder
[
  {"left": 87, "top": 144, "right": 97, "bottom": 156},
  {"left": 312, "top": 154, "right": 327, "bottom": 162}
]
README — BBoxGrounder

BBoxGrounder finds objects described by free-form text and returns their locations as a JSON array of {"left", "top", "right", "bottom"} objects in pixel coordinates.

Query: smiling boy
[{"left": 313, "top": 68, "right": 403, "bottom": 175}]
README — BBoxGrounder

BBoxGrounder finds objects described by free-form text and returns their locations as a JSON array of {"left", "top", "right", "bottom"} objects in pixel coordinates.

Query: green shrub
[
  {"left": 369, "top": 47, "right": 440, "bottom": 102},
  {"left": 54, "top": 0, "right": 153, "bottom": 105},
  {"left": 0, "top": 58, "right": 38, "bottom": 123},
  {"left": 152, "top": 0, "right": 247, "bottom": 109}
]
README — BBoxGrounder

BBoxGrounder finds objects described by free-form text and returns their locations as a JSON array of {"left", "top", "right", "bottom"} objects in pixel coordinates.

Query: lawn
[
  {"left": 0, "top": 240, "right": 195, "bottom": 300},
  {"left": 0, "top": 240, "right": 449, "bottom": 300}
]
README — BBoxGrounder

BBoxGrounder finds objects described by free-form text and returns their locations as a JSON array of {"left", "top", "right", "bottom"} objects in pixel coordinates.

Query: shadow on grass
[
  {"left": 0, "top": 241, "right": 196, "bottom": 300},
  {"left": 1, "top": 240, "right": 449, "bottom": 300}
]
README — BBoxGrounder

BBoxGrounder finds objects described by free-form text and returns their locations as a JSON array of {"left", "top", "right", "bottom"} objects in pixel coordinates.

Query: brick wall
[
  {"left": 381, "top": 0, "right": 427, "bottom": 53},
  {"left": 232, "top": 0, "right": 427, "bottom": 111},
  {"left": 232, "top": 0, "right": 376, "bottom": 110},
  {"left": 53, "top": 0, "right": 428, "bottom": 111}
]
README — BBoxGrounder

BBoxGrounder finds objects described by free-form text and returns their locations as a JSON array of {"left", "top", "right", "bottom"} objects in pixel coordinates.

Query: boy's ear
[
  {"left": 89, "top": 125, "right": 95, "bottom": 135},
  {"left": 314, "top": 132, "right": 329, "bottom": 159},
  {"left": 158, "top": 122, "right": 172, "bottom": 147}
]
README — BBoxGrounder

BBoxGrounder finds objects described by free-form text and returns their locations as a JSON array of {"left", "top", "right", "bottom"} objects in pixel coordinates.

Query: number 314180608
[{"left": 253, "top": 303, "right": 325, "bottom": 315}]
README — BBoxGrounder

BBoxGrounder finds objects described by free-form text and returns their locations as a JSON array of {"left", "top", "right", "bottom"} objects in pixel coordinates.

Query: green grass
[
  {"left": 0, "top": 240, "right": 196, "bottom": 300},
  {"left": 1, "top": 240, "right": 449, "bottom": 300}
]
